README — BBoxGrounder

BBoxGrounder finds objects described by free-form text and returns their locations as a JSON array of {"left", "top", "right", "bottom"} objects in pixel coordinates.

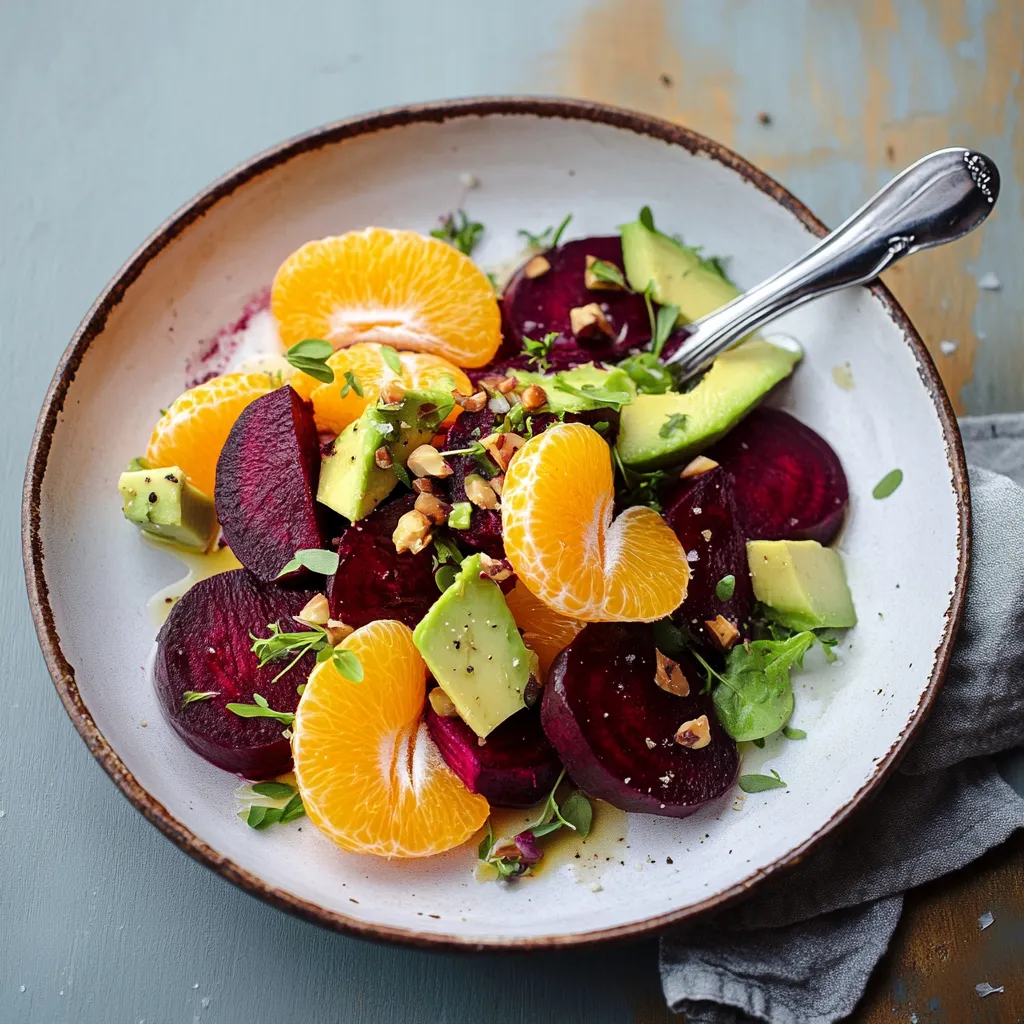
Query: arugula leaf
[
  {"left": 711, "top": 632, "right": 817, "bottom": 741},
  {"left": 659, "top": 413, "right": 688, "bottom": 439},
  {"left": 181, "top": 690, "right": 219, "bottom": 708},
  {"left": 332, "top": 648, "right": 364, "bottom": 683},
  {"left": 340, "top": 370, "right": 364, "bottom": 398},
  {"left": 612, "top": 447, "right": 671, "bottom": 512},
  {"left": 276, "top": 548, "right": 340, "bottom": 578},
  {"left": 872, "top": 469, "right": 903, "bottom": 499},
  {"left": 518, "top": 213, "right": 572, "bottom": 251},
  {"left": 552, "top": 376, "right": 633, "bottom": 410},
  {"left": 651, "top": 303, "right": 680, "bottom": 357},
  {"left": 523, "top": 332, "right": 558, "bottom": 371},
  {"left": 380, "top": 345, "right": 403, "bottom": 373},
  {"left": 286, "top": 339, "right": 335, "bottom": 384},
  {"left": 738, "top": 771, "right": 788, "bottom": 793},
  {"left": 225, "top": 695, "right": 295, "bottom": 725},
  {"left": 715, "top": 575, "right": 736, "bottom": 601},
  {"left": 588, "top": 258, "right": 629, "bottom": 289},
  {"left": 431, "top": 210, "right": 484, "bottom": 256},
  {"left": 618, "top": 351, "right": 677, "bottom": 395},
  {"left": 251, "top": 781, "right": 295, "bottom": 800}
]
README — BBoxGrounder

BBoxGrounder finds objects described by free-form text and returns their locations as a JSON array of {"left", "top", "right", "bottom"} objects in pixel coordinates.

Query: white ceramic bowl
[{"left": 23, "top": 99, "right": 968, "bottom": 949}]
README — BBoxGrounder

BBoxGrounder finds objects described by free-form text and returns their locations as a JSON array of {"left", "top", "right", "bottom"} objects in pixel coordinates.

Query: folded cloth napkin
[{"left": 660, "top": 413, "right": 1024, "bottom": 1024}]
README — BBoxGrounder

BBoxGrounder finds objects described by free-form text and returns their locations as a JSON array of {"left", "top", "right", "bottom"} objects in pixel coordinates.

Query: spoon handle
[{"left": 666, "top": 147, "right": 999, "bottom": 379}]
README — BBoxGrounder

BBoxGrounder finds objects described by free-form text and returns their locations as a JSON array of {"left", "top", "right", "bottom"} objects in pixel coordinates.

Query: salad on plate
[{"left": 117, "top": 206, "right": 857, "bottom": 878}]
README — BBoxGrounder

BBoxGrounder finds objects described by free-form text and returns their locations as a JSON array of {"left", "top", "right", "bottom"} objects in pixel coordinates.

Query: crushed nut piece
[
  {"left": 489, "top": 473, "right": 505, "bottom": 497},
  {"left": 680, "top": 455, "right": 720, "bottom": 479},
  {"left": 524, "top": 255, "right": 551, "bottom": 279},
  {"left": 296, "top": 594, "right": 330, "bottom": 626},
  {"left": 453, "top": 389, "right": 488, "bottom": 413},
  {"left": 569, "top": 302, "right": 616, "bottom": 340},
  {"left": 412, "top": 477, "right": 438, "bottom": 495},
  {"left": 481, "top": 431, "right": 526, "bottom": 472},
  {"left": 393, "top": 509, "right": 433, "bottom": 554},
  {"left": 496, "top": 376, "right": 518, "bottom": 394},
  {"left": 379, "top": 381, "right": 407, "bottom": 405},
  {"left": 644, "top": 737, "right": 656, "bottom": 750},
  {"left": 407, "top": 444, "right": 453, "bottom": 478},
  {"left": 675, "top": 715, "right": 711, "bottom": 749},
  {"left": 324, "top": 619, "right": 354, "bottom": 646},
  {"left": 654, "top": 649, "right": 691, "bottom": 696},
  {"left": 478, "top": 553, "right": 514, "bottom": 582},
  {"left": 584, "top": 253, "right": 625, "bottom": 290},
  {"left": 701, "top": 529, "right": 712, "bottom": 542},
  {"left": 414, "top": 491, "right": 451, "bottom": 525},
  {"left": 519, "top": 383, "right": 547, "bottom": 412},
  {"left": 705, "top": 615, "right": 740, "bottom": 651},
  {"left": 428, "top": 687, "right": 460, "bottom": 718},
  {"left": 374, "top": 446, "right": 393, "bottom": 470},
  {"left": 465, "top": 473, "right": 499, "bottom": 509}
]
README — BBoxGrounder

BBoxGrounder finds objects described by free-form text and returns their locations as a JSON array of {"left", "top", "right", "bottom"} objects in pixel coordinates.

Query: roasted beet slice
[
  {"left": 501, "top": 237, "right": 651, "bottom": 369},
  {"left": 542, "top": 623, "right": 738, "bottom": 816},
  {"left": 663, "top": 466, "right": 753, "bottom": 646},
  {"left": 711, "top": 408, "right": 848, "bottom": 544},
  {"left": 327, "top": 494, "right": 437, "bottom": 628},
  {"left": 215, "top": 386, "right": 327, "bottom": 581},
  {"left": 154, "top": 569, "right": 319, "bottom": 779},
  {"left": 427, "top": 703, "right": 562, "bottom": 807}
]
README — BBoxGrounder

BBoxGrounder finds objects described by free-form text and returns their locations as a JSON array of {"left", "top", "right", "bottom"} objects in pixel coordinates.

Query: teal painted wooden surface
[{"left": 2, "top": 1, "right": 1021, "bottom": 1021}]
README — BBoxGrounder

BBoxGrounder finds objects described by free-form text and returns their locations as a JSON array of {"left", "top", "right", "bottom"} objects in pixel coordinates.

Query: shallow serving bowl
[{"left": 23, "top": 98, "right": 969, "bottom": 949}]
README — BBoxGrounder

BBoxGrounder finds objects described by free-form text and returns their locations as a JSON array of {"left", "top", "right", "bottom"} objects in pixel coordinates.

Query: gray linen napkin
[{"left": 660, "top": 414, "right": 1024, "bottom": 1024}]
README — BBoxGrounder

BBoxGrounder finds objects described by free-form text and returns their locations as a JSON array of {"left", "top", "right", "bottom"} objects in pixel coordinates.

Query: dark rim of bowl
[{"left": 22, "top": 96, "right": 970, "bottom": 952}]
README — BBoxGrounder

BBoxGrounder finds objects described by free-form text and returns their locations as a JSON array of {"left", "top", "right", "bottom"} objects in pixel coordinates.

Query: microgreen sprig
[
  {"left": 518, "top": 213, "right": 572, "bottom": 252},
  {"left": 286, "top": 339, "right": 335, "bottom": 384},
  {"left": 431, "top": 210, "right": 485, "bottom": 256},
  {"left": 523, "top": 331, "right": 558, "bottom": 372}
]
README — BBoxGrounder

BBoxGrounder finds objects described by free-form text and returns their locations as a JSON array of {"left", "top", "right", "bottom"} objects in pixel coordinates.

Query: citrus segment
[
  {"left": 271, "top": 228, "right": 502, "bottom": 368},
  {"left": 505, "top": 582, "right": 584, "bottom": 678},
  {"left": 502, "top": 423, "right": 690, "bottom": 622},
  {"left": 145, "top": 372, "right": 275, "bottom": 495},
  {"left": 292, "top": 620, "right": 489, "bottom": 858}
]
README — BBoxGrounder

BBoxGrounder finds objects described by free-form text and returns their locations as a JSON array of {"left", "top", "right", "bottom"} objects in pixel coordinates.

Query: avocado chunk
[
  {"left": 118, "top": 465, "right": 218, "bottom": 553},
  {"left": 413, "top": 553, "right": 531, "bottom": 738},
  {"left": 514, "top": 363, "right": 636, "bottom": 414},
  {"left": 615, "top": 338, "right": 801, "bottom": 469},
  {"left": 747, "top": 539, "right": 857, "bottom": 631},
  {"left": 620, "top": 214, "right": 740, "bottom": 321},
  {"left": 317, "top": 388, "right": 453, "bottom": 522}
]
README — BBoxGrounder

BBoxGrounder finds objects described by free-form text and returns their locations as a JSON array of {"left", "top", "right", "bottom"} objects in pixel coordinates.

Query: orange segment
[
  {"left": 505, "top": 582, "right": 584, "bottom": 678},
  {"left": 502, "top": 423, "right": 691, "bottom": 622},
  {"left": 292, "top": 620, "right": 488, "bottom": 858},
  {"left": 271, "top": 228, "right": 502, "bottom": 368},
  {"left": 145, "top": 372, "right": 274, "bottom": 495},
  {"left": 302, "top": 343, "right": 472, "bottom": 435}
]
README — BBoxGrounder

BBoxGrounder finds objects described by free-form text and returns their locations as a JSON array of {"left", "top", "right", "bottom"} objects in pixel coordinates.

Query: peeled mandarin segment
[
  {"left": 502, "top": 423, "right": 691, "bottom": 623},
  {"left": 145, "top": 372, "right": 274, "bottom": 495},
  {"left": 505, "top": 582, "right": 584, "bottom": 678},
  {"left": 292, "top": 620, "right": 488, "bottom": 858},
  {"left": 271, "top": 229, "right": 502, "bottom": 369}
]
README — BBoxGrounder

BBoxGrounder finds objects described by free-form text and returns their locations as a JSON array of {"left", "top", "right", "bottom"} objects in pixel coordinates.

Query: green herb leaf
[
  {"left": 286, "top": 338, "right": 336, "bottom": 384},
  {"left": 280, "top": 791, "right": 306, "bottom": 823},
  {"left": 652, "top": 618, "right": 688, "bottom": 657},
  {"left": 435, "top": 563, "right": 459, "bottom": 592},
  {"left": 552, "top": 376, "right": 633, "bottom": 410},
  {"left": 380, "top": 345, "right": 403, "bottom": 373},
  {"left": 872, "top": 469, "right": 903, "bottom": 499},
  {"left": 529, "top": 820, "right": 564, "bottom": 839},
  {"left": 588, "top": 258, "right": 629, "bottom": 290},
  {"left": 296, "top": 683, "right": 306, "bottom": 695},
  {"left": 478, "top": 821, "right": 495, "bottom": 861},
  {"left": 559, "top": 791, "right": 593, "bottom": 838},
  {"left": 181, "top": 690, "right": 219, "bottom": 708},
  {"left": 782, "top": 726, "right": 807, "bottom": 740},
  {"left": 618, "top": 351, "right": 677, "bottom": 395},
  {"left": 431, "top": 210, "right": 485, "bottom": 256},
  {"left": 332, "top": 649, "right": 364, "bottom": 683},
  {"left": 523, "top": 331, "right": 558, "bottom": 372},
  {"left": 738, "top": 772, "right": 788, "bottom": 793},
  {"left": 518, "top": 213, "right": 572, "bottom": 252},
  {"left": 276, "top": 548, "right": 341, "bottom": 578},
  {"left": 226, "top": 696, "right": 295, "bottom": 725},
  {"left": 126, "top": 456, "right": 151, "bottom": 472},
  {"left": 432, "top": 532, "right": 463, "bottom": 568},
  {"left": 592, "top": 420, "right": 610, "bottom": 434},
  {"left": 340, "top": 370, "right": 364, "bottom": 398},
  {"left": 251, "top": 781, "right": 296, "bottom": 800},
  {"left": 715, "top": 575, "right": 736, "bottom": 601},
  {"left": 652, "top": 303, "right": 680, "bottom": 357},
  {"left": 247, "top": 805, "right": 270, "bottom": 828},
  {"left": 658, "top": 412, "right": 688, "bottom": 439},
  {"left": 639, "top": 205, "right": 656, "bottom": 231},
  {"left": 612, "top": 446, "right": 671, "bottom": 512}
]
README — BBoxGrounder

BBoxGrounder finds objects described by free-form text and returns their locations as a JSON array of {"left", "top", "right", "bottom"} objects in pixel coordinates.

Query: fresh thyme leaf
[
  {"left": 380, "top": 345, "right": 403, "bottom": 374},
  {"left": 522, "top": 331, "right": 558, "bottom": 371},
  {"left": 872, "top": 469, "right": 903, "bottom": 499},
  {"left": 251, "top": 781, "right": 295, "bottom": 800},
  {"left": 552, "top": 376, "right": 633, "bottom": 410},
  {"left": 225, "top": 697, "right": 295, "bottom": 725},
  {"left": 715, "top": 574, "right": 737, "bottom": 601},
  {"left": 588, "top": 258, "right": 629, "bottom": 290},
  {"left": 659, "top": 412, "right": 688, "bottom": 439},
  {"left": 340, "top": 370, "right": 364, "bottom": 398},
  {"left": 652, "top": 303, "right": 680, "bottom": 357},
  {"left": 276, "top": 548, "right": 341, "bottom": 578},
  {"left": 286, "top": 338, "right": 335, "bottom": 384},
  {"left": 518, "top": 213, "right": 572, "bottom": 252},
  {"left": 181, "top": 690, "right": 219, "bottom": 707},
  {"left": 431, "top": 210, "right": 485, "bottom": 256},
  {"left": 782, "top": 726, "right": 807, "bottom": 740},
  {"left": 738, "top": 772, "right": 788, "bottom": 793},
  {"left": 332, "top": 648, "right": 364, "bottom": 683}
]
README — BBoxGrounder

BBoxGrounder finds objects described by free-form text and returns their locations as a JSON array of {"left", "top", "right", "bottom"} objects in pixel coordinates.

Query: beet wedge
[
  {"left": 215, "top": 385, "right": 328, "bottom": 581},
  {"left": 426, "top": 703, "right": 562, "bottom": 808},
  {"left": 542, "top": 623, "right": 738, "bottom": 816},
  {"left": 154, "top": 569, "right": 320, "bottom": 779},
  {"left": 711, "top": 408, "right": 849, "bottom": 545}
]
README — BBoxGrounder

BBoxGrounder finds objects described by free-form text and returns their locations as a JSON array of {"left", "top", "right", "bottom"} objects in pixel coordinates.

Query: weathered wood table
[{"left": 2, "top": 1, "right": 1020, "bottom": 1020}]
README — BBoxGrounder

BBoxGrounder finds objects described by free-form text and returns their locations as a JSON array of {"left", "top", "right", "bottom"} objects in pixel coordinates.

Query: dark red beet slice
[
  {"left": 426, "top": 703, "right": 562, "bottom": 807},
  {"left": 154, "top": 569, "right": 319, "bottom": 779},
  {"left": 542, "top": 623, "right": 738, "bottom": 816},
  {"left": 711, "top": 408, "right": 849, "bottom": 544},
  {"left": 327, "top": 494, "right": 438, "bottom": 628},
  {"left": 215, "top": 386, "right": 327, "bottom": 581},
  {"left": 501, "top": 237, "right": 651, "bottom": 369},
  {"left": 663, "top": 467, "right": 753, "bottom": 647}
]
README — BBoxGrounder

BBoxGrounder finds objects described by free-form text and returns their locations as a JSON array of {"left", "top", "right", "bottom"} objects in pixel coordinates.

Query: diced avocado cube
[
  {"left": 514, "top": 363, "right": 636, "bottom": 414},
  {"left": 615, "top": 338, "right": 801, "bottom": 469},
  {"left": 448, "top": 502, "right": 472, "bottom": 530},
  {"left": 747, "top": 539, "right": 857, "bottom": 631},
  {"left": 317, "top": 388, "right": 453, "bottom": 522},
  {"left": 118, "top": 465, "right": 218, "bottom": 553},
  {"left": 413, "top": 553, "right": 531, "bottom": 738}
]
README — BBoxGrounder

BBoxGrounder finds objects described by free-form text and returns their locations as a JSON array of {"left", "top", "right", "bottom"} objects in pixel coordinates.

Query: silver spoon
[{"left": 665, "top": 148, "right": 1000, "bottom": 381}]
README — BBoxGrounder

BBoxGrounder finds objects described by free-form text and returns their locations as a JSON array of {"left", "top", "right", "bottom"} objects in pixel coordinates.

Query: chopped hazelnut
[
  {"left": 489, "top": 473, "right": 504, "bottom": 497},
  {"left": 654, "top": 649, "right": 691, "bottom": 697},
  {"left": 414, "top": 491, "right": 452, "bottom": 525},
  {"left": 478, "top": 553, "right": 514, "bottom": 582},
  {"left": 496, "top": 376, "right": 518, "bottom": 394},
  {"left": 412, "top": 477, "right": 438, "bottom": 495},
  {"left": 324, "top": 619, "right": 355, "bottom": 646},
  {"left": 701, "top": 529, "right": 712, "bottom": 542},
  {"left": 428, "top": 687, "right": 460, "bottom": 718},
  {"left": 519, "top": 383, "right": 547, "bottom": 412},
  {"left": 644, "top": 737, "right": 656, "bottom": 750},
  {"left": 480, "top": 431, "right": 526, "bottom": 472},
  {"left": 704, "top": 615, "right": 740, "bottom": 651},
  {"left": 465, "top": 473, "right": 499, "bottom": 509},
  {"left": 407, "top": 444, "right": 453, "bottom": 478},
  {"left": 674, "top": 715, "right": 711, "bottom": 750},
  {"left": 453, "top": 389, "right": 488, "bottom": 413},
  {"left": 680, "top": 455, "right": 720, "bottom": 479},
  {"left": 584, "top": 253, "right": 625, "bottom": 290},
  {"left": 524, "top": 255, "right": 551, "bottom": 279},
  {"left": 393, "top": 509, "right": 433, "bottom": 554},
  {"left": 296, "top": 593, "right": 330, "bottom": 626},
  {"left": 569, "top": 302, "right": 616, "bottom": 340},
  {"left": 379, "top": 381, "right": 407, "bottom": 405},
  {"left": 374, "top": 446, "right": 393, "bottom": 470}
]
